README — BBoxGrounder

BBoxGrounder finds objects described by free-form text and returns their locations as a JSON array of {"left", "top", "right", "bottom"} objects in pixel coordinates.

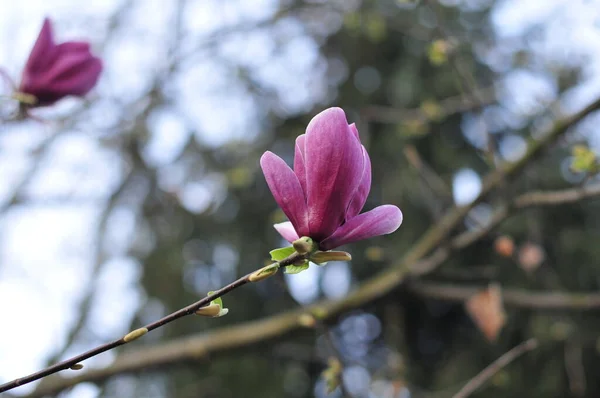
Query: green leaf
[
  {"left": 322, "top": 358, "right": 343, "bottom": 393},
  {"left": 571, "top": 145, "right": 597, "bottom": 172},
  {"left": 207, "top": 291, "right": 222, "bottom": 308},
  {"left": 270, "top": 246, "right": 296, "bottom": 262},
  {"left": 284, "top": 260, "right": 310, "bottom": 274},
  {"left": 428, "top": 40, "right": 450, "bottom": 66}
]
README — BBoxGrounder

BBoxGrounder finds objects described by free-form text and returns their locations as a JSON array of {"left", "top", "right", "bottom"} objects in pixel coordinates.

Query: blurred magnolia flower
[
  {"left": 17, "top": 18, "right": 102, "bottom": 107},
  {"left": 260, "top": 107, "right": 403, "bottom": 250}
]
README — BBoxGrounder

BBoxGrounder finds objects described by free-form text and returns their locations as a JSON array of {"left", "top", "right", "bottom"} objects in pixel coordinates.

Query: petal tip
[
  {"left": 378, "top": 205, "right": 403, "bottom": 234},
  {"left": 313, "top": 107, "right": 347, "bottom": 123},
  {"left": 259, "top": 150, "right": 276, "bottom": 165}
]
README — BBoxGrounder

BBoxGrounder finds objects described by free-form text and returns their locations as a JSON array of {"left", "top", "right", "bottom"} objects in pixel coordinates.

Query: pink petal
[
  {"left": 320, "top": 205, "right": 403, "bottom": 250},
  {"left": 45, "top": 53, "right": 102, "bottom": 93},
  {"left": 304, "top": 107, "right": 364, "bottom": 240},
  {"left": 56, "top": 41, "right": 91, "bottom": 54},
  {"left": 294, "top": 134, "right": 307, "bottom": 195},
  {"left": 22, "top": 55, "right": 102, "bottom": 105},
  {"left": 345, "top": 146, "right": 371, "bottom": 219},
  {"left": 260, "top": 151, "right": 310, "bottom": 236},
  {"left": 273, "top": 222, "right": 300, "bottom": 243},
  {"left": 23, "top": 18, "right": 56, "bottom": 74}
]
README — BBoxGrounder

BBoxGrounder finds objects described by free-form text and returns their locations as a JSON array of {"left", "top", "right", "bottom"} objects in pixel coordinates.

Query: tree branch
[
  {"left": 451, "top": 181, "right": 600, "bottom": 250},
  {"left": 408, "top": 282, "right": 600, "bottom": 310},
  {"left": 361, "top": 86, "right": 495, "bottom": 124},
  {"left": 406, "top": 95, "right": 600, "bottom": 264},
  {"left": 452, "top": 338, "right": 538, "bottom": 398},
  {"left": 513, "top": 184, "right": 600, "bottom": 207}
]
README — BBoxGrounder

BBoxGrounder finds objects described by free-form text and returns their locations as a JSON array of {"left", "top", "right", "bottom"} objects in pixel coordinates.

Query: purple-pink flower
[
  {"left": 18, "top": 18, "right": 102, "bottom": 107},
  {"left": 261, "top": 107, "right": 403, "bottom": 251}
]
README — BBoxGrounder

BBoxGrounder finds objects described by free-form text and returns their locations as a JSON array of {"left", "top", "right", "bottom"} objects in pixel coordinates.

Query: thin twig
[
  {"left": 403, "top": 145, "right": 452, "bottom": 219},
  {"left": 452, "top": 338, "right": 538, "bottom": 398},
  {"left": 0, "top": 252, "right": 305, "bottom": 394},
  {"left": 361, "top": 86, "right": 495, "bottom": 124},
  {"left": 564, "top": 339, "right": 586, "bottom": 396},
  {"left": 401, "top": 95, "right": 600, "bottom": 264},
  {"left": 41, "top": 171, "right": 133, "bottom": 370},
  {"left": 451, "top": 182, "right": 600, "bottom": 250},
  {"left": 514, "top": 183, "right": 600, "bottom": 207}
]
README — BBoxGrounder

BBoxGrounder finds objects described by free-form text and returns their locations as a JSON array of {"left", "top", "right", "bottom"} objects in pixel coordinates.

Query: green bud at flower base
[
  {"left": 11, "top": 92, "right": 38, "bottom": 105},
  {"left": 292, "top": 237, "right": 317, "bottom": 255}
]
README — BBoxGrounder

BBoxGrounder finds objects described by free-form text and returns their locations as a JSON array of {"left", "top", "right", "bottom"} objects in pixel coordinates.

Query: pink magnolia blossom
[
  {"left": 261, "top": 107, "right": 403, "bottom": 251},
  {"left": 19, "top": 18, "right": 102, "bottom": 107}
]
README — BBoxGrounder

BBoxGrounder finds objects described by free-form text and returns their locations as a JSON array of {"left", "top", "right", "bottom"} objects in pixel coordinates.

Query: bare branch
[
  {"left": 408, "top": 282, "right": 600, "bottom": 310},
  {"left": 452, "top": 338, "right": 538, "bottom": 398},
  {"left": 361, "top": 86, "right": 495, "bottom": 124},
  {"left": 565, "top": 339, "right": 586, "bottom": 397},
  {"left": 451, "top": 181, "right": 600, "bottom": 250},
  {"left": 402, "top": 95, "right": 600, "bottom": 265},
  {"left": 514, "top": 184, "right": 600, "bottom": 207}
]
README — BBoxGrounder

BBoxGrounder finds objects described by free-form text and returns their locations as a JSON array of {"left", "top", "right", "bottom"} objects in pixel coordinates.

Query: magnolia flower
[
  {"left": 261, "top": 107, "right": 403, "bottom": 251},
  {"left": 18, "top": 18, "right": 102, "bottom": 107}
]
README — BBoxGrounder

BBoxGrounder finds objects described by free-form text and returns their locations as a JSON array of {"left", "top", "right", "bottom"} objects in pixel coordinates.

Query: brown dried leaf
[
  {"left": 494, "top": 235, "right": 515, "bottom": 258},
  {"left": 466, "top": 284, "right": 506, "bottom": 342}
]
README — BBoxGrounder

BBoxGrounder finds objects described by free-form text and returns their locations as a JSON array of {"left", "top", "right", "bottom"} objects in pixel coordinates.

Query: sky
[{"left": 2, "top": 0, "right": 600, "bottom": 396}]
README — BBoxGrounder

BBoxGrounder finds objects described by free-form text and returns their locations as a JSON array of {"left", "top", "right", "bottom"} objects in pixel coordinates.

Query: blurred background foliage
[{"left": 3, "top": 0, "right": 600, "bottom": 397}]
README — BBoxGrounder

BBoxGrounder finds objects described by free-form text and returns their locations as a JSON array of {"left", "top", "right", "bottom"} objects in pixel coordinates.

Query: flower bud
[
  {"left": 18, "top": 18, "right": 102, "bottom": 107},
  {"left": 249, "top": 263, "right": 279, "bottom": 282},
  {"left": 123, "top": 327, "right": 148, "bottom": 343},
  {"left": 292, "top": 237, "right": 316, "bottom": 254},
  {"left": 195, "top": 304, "right": 222, "bottom": 317}
]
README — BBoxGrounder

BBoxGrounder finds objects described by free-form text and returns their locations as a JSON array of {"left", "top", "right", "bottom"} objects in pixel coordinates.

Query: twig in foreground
[
  {"left": 0, "top": 251, "right": 306, "bottom": 394},
  {"left": 452, "top": 338, "right": 538, "bottom": 398}
]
